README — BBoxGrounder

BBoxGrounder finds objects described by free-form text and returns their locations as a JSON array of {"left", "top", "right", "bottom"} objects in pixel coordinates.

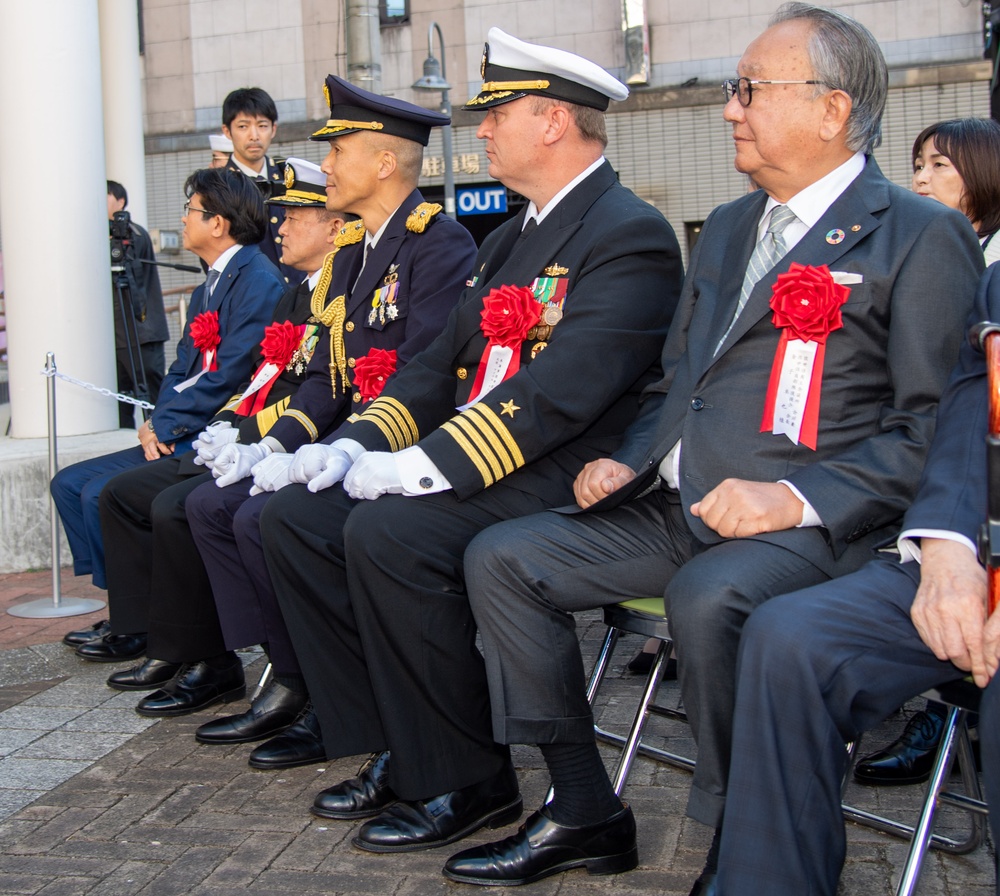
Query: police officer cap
[
  {"left": 465, "top": 28, "right": 628, "bottom": 111},
  {"left": 310, "top": 75, "right": 449, "bottom": 146},
  {"left": 267, "top": 158, "right": 326, "bottom": 207}
]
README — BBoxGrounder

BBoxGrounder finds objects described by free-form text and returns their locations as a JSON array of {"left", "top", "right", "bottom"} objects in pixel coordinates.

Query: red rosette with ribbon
[
  {"left": 236, "top": 320, "right": 306, "bottom": 416},
  {"left": 190, "top": 310, "right": 221, "bottom": 372},
  {"left": 760, "top": 263, "right": 850, "bottom": 450},
  {"left": 352, "top": 347, "right": 398, "bottom": 403},
  {"left": 466, "top": 285, "right": 544, "bottom": 402}
]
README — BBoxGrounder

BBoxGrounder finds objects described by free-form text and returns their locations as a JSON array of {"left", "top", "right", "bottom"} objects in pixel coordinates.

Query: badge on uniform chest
[{"left": 369, "top": 265, "right": 400, "bottom": 325}]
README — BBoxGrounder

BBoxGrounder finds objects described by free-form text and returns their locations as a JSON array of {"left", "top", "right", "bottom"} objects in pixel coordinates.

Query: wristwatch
[{"left": 147, "top": 418, "right": 155, "bottom": 434}]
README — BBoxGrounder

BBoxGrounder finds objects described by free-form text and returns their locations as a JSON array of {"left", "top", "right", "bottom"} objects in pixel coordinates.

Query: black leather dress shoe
[
  {"left": 107, "top": 658, "right": 183, "bottom": 691},
  {"left": 75, "top": 632, "right": 147, "bottom": 663},
  {"left": 854, "top": 709, "right": 947, "bottom": 786},
  {"left": 195, "top": 680, "right": 307, "bottom": 745},
  {"left": 443, "top": 803, "right": 637, "bottom": 886},
  {"left": 135, "top": 658, "right": 245, "bottom": 718},
  {"left": 249, "top": 705, "right": 327, "bottom": 769},
  {"left": 62, "top": 619, "right": 111, "bottom": 647},
  {"left": 311, "top": 749, "right": 395, "bottom": 818},
  {"left": 353, "top": 762, "right": 522, "bottom": 853},
  {"left": 688, "top": 869, "right": 718, "bottom": 895}
]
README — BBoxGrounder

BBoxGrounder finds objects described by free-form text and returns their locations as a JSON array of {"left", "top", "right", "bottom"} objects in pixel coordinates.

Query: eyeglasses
[
  {"left": 183, "top": 201, "right": 216, "bottom": 217},
  {"left": 722, "top": 77, "right": 827, "bottom": 107}
]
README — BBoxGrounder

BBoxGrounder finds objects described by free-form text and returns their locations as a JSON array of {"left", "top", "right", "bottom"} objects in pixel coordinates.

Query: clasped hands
[
  {"left": 573, "top": 458, "right": 804, "bottom": 536},
  {"left": 239, "top": 444, "right": 403, "bottom": 499}
]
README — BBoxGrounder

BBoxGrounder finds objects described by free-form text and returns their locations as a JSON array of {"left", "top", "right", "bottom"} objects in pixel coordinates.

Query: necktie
[
  {"left": 514, "top": 217, "right": 538, "bottom": 250},
  {"left": 205, "top": 269, "right": 221, "bottom": 296},
  {"left": 715, "top": 204, "right": 798, "bottom": 353}
]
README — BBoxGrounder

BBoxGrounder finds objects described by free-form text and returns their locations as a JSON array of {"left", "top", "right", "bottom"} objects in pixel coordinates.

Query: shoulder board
[
  {"left": 335, "top": 219, "right": 367, "bottom": 248},
  {"left": 406, "top": 202, "right": 443, "bottom": 233}
]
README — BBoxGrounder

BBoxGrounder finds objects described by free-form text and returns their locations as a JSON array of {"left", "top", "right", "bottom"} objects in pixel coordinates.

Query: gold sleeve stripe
[
  {"left": 255, "top": 396, "right": 291, "bottom": 436},
  {"left": 441, "top": 421, "right": 494, "bottom": 488},
  {"left": 283, "top": 409, "right": 318, "bottom": 441},
  {"left": 221, "top": 394, "right": 242, "bottom": 412},
  {"left": 446, "top": 416, "right": 506, "bottom": 482},
  {"left": 362, "top": 406, "right": 406, "bottom": 452},
  {"left": 359, "top": 397, "right": 419, "bottom": 444},
  {"left": 346, "top": 413, "right": 362, "bottom": 423},
  {"left": 464, "top": 404, "right": 525, "bottom": 468}
]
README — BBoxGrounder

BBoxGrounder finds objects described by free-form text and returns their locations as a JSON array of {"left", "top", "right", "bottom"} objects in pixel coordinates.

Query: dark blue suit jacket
[
  {"left": 153, "top": 244, "right": 284, "bottom": 446},
  {"left": 903, "top": 262, "right": 1000, "bottom": 542}
]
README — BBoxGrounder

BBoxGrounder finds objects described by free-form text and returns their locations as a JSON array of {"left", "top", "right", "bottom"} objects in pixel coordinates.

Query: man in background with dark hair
[
  {"left": 220, "top": 86, "right": 301, "bottom": 284},
  {"left": 107, "top": 180, "right": 168, "bottom": 427},
  {"left": 50, "top": 167, "right": 283, "bottom": 597}
]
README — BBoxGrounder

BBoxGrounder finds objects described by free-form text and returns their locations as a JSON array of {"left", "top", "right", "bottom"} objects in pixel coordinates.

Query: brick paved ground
[{"left": 0, "top": 568, "right": 994, "bottom": 895}]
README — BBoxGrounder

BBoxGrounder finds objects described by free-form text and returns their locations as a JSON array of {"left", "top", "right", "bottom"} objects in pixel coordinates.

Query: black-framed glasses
[
  {"left": 722, "top": 77, "right": 827, "bottom": 107},
  {"left": 183, "top": 201, "right": 216, "bottom": 217}
]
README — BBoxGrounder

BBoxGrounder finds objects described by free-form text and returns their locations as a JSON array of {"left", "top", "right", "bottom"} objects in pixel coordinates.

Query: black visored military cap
[
  {"left": 310, "top": 74, "right": 449, "bottom": 146},
  {"left": 267, "top": 158, "right": 327, "bottom": 207}
]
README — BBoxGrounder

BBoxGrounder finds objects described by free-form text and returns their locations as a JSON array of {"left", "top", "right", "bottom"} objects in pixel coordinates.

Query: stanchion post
[{"left": 7, "top": 353, "right": 107, "bottom": 618}]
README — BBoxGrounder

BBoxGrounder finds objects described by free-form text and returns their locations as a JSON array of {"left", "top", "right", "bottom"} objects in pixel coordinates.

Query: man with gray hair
[{"left": 452, "top": 4, "right": 982, "bottom": 891}]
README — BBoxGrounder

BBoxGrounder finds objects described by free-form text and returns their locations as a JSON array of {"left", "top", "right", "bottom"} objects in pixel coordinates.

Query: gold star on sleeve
[{"left": 500, "top": 399, "right": 520, "bottom": 418}]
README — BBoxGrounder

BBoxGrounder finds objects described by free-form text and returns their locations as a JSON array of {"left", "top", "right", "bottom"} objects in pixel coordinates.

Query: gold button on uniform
[
  {"left": 353, "top": 393, "right": 362, "bottom": 402},
  {"left": 456, "top": 367, "right": 468, "bottom": 379},
  {"left": 270, "top": 216, "right": 278, "bottom": 224},
  {"left": 274, "top": 237, "right": 281, "bottom": 243},
  {"left": 348, "top": 357, "right": 356, "bottom": 368},
  {"left": 345, "top": 321, "right": 355, "bottom": 332}
]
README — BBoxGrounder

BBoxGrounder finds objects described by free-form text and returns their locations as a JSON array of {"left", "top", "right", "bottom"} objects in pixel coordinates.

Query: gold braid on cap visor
[{"left": 466, "top": 79, "right": 551, "bottom": 105}]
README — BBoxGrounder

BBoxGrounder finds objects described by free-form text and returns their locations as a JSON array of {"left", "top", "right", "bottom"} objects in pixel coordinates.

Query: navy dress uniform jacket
[
  {"left": 264, "top": 189, "right": 478, "bottom": 453},
  {"left": 342, "top": 161, "right": 683, "bottom": 499}
]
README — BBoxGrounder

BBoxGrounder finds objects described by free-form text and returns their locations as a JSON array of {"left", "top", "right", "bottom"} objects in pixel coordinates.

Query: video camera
[{"left": 110, "top": 209, "right": 131, "bottom": 270}]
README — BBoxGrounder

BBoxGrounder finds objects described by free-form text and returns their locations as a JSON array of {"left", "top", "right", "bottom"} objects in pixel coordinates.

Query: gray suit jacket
[{"left": 610, "top": 158, "right": 984, "bottom": 574}]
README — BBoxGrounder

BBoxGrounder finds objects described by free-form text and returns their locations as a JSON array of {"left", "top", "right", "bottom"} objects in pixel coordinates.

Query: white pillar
[
  {"left": 0, "top": 0, "right": 118, "bottom": 438},
  {"left": 99, "top": 0, "right": 148, "bottom": 227}
]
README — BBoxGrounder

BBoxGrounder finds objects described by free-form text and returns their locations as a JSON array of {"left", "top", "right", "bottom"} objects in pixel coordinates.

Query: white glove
[
  {"left": 192, "top": 420, "right": 239, "bottom": 467},
  {"left": 343, "top": 451, "right": 404, "bottom": 500},
  {"left": 249, "top": 452, "right": 295, "bottom": 496},
  {"left": 213, "top": 442, "right": 271, "bottom": 487},
  {"left": 288, "top": 444, "right": 353, "bottom": 490},
  {"left": 288, "top": 443, "right": 354, "bottom": 482}
]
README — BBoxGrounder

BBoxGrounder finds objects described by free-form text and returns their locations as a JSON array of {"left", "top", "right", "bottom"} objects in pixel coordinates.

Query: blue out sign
[{"left": 456, "top": 186, "right": 507, "bottom": 216}]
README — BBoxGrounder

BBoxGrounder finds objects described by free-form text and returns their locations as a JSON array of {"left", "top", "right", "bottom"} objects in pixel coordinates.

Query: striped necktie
[
  {"left": 205, "top": 268, "right": 221, "bottom": 297},
  {"left": 715, "top": 203, "right": 798, "bottom": 353}
]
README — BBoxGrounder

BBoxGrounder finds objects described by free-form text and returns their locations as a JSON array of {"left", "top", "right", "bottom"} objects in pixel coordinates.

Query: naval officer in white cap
[{"left": 261, "top": 26, "right": 683, "bottom": 878}]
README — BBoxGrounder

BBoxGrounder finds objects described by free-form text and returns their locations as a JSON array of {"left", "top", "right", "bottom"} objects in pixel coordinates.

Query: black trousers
[
  {"left": 260, "top": 471, "right": 578, "bottom": 802},
  {"left": 99, "top": 456, "right": 227, "bottom": 662}
]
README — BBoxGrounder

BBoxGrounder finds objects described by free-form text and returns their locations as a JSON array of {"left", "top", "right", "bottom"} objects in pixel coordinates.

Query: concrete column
[
  {"left": 346, "top": 0, "right": 382, "bottom": 93},
  {"left": 99, "top": 0, "right": 148, "bottom": 227},
  {"left": 0, "top": 0, "right": 118, "bottom": 438}
]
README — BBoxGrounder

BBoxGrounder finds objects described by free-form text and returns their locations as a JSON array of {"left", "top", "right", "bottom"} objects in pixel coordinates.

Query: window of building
[{"left": 379, "top": 0, "right": 409, "bottom": 26}]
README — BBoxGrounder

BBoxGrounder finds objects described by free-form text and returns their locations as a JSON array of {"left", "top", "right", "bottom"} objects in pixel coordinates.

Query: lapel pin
[
  {"left": 851, "top": 224, "right": 861, "bottom": 232},
  {"left": 826, "top": 228, "right": 845, "bottom": 245}
]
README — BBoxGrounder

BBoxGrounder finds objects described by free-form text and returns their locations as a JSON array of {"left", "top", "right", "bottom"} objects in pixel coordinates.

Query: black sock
[
  {"left": 274, "top": 673, "right": 308, "bottom": 696},
  {"left": 540, "top": 742, "right": 621, "bottom": 826},
  {"left": 704, "top": 827, "right": 722, "bottom": 873},
  {"left": 202, "top": 651, "right": 238, "bottom": 670}
]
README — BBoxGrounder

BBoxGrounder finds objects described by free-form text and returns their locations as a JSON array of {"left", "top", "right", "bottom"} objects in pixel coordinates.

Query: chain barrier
[{"left": 39, "top": 366, "right": 155, "bottom": 410}]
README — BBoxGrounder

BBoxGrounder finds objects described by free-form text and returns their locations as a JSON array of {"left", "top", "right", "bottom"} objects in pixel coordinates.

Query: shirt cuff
[
  {"left": 778, "top": 480, "right": 822, "bottom": 527},
  {"left": 331, "top": 438, "right": 366, "bottom": 464},
  {"left": 897, "top": 529, "right": 979, "bottom": 564},
  {"left": 396, "top": 446, "right": 453, "bottom": 496}
]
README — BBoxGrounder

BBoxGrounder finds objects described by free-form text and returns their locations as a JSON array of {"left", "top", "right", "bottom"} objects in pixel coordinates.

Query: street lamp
[{"left": 412, "top": 21, "right": 455, "bottom": 216}]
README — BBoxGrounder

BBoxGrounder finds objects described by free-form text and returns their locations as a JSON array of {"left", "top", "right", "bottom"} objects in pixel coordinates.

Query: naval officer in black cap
[
  {"left": 172, "top": 75, "right": 476, "bottom": 737},
  {"left": 258, "top": 28, "right": 683, "bottom": 869}
]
